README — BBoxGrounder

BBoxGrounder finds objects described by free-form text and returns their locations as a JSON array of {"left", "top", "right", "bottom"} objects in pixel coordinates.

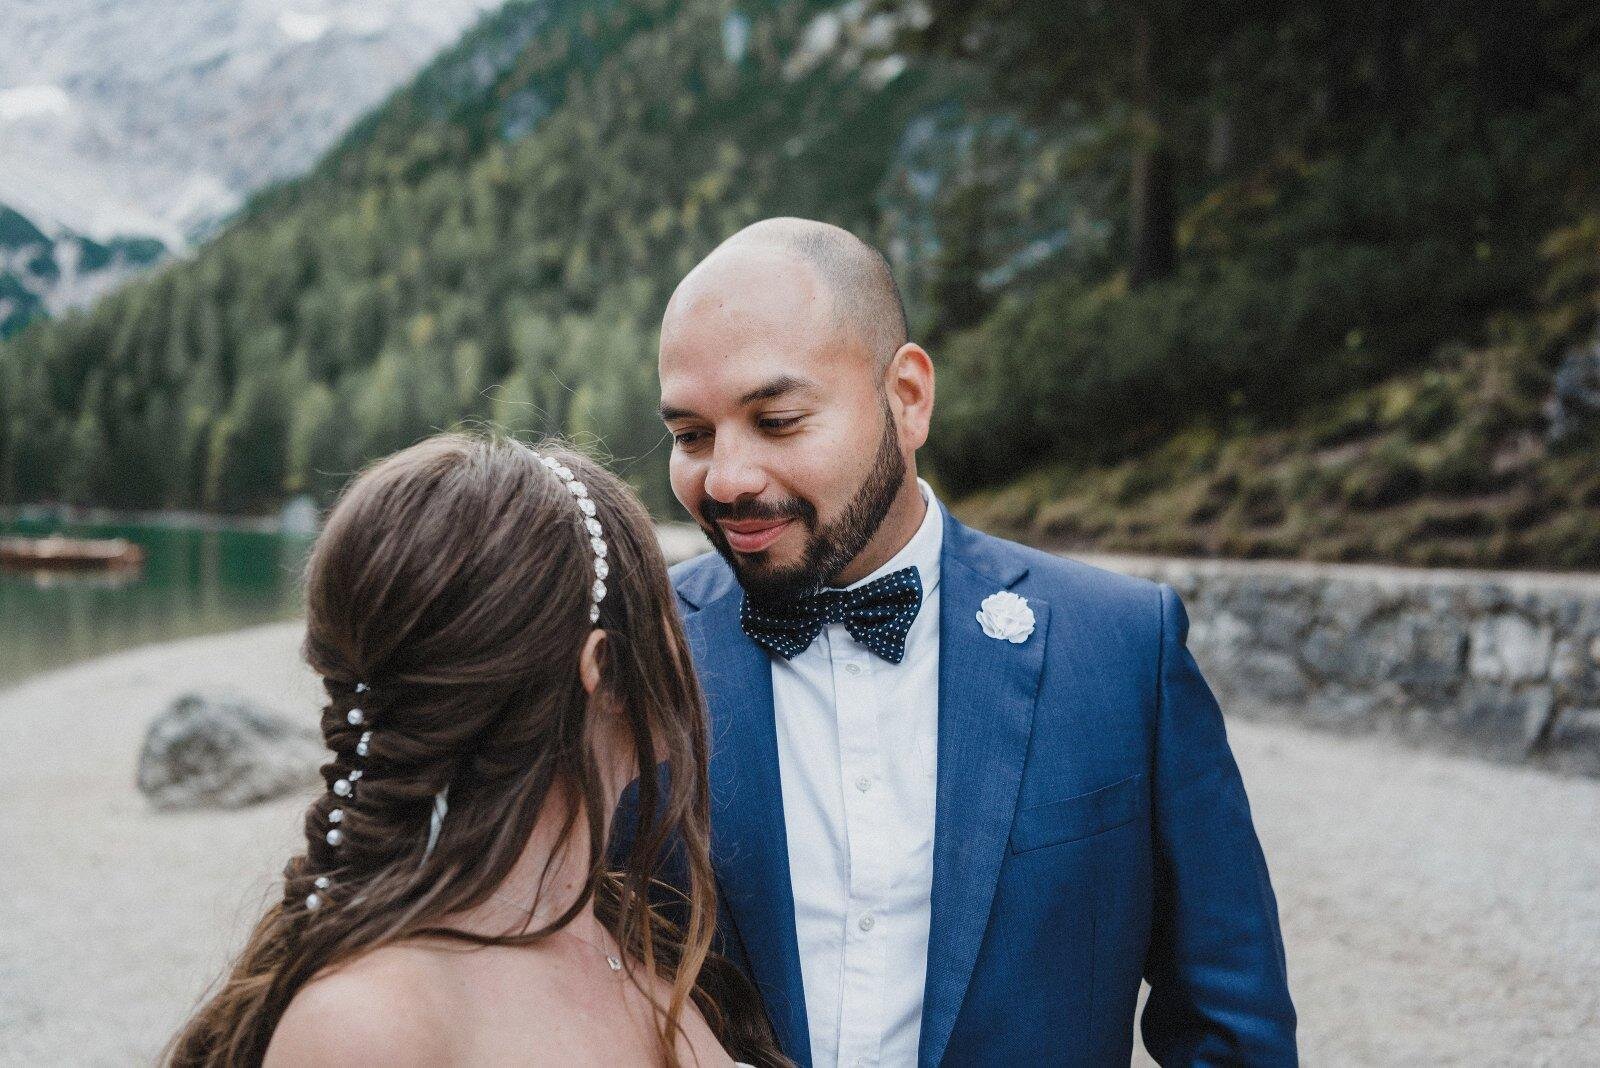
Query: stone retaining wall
[{"left": 1076, "top": 553, "right": 1600, "bottom": 777}]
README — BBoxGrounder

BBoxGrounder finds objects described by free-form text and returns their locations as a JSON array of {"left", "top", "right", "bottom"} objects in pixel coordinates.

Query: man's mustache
[{"left": 699, "top": 496, "right": 815, "bottom": 526}]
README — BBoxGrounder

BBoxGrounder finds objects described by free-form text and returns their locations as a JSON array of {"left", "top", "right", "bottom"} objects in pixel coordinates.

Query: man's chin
[
  {"left": 731, "top": 551, "right": 797, "bottom": 581},
  {"left": 723, "top": 551, "right": 818, "bottom": 602},
  {"left": 702, "top": 519, "right": 822, "bottom": 599}
]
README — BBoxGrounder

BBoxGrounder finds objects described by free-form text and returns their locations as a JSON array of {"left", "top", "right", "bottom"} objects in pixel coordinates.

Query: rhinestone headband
[{"left": 530, "top": 450, "right": 608, "bottom": 624}]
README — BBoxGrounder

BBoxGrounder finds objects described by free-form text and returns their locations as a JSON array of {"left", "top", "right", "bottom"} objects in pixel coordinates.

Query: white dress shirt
[{"left": 772, "top": 477, "right": 943, "bottom": 1068}]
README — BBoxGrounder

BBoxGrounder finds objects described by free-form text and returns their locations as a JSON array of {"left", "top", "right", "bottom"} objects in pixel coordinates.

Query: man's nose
[{"left": 703, "top": 444, "right": 767, "bottom": 503}]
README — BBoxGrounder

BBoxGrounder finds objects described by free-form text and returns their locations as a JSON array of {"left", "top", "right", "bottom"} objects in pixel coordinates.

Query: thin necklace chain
[{"left": 486, "top": 888, "right": 624, "bottom": 971}]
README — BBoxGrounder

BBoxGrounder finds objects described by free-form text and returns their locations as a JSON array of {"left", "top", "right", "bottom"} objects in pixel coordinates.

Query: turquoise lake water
[{"left": 0, "top": 518, "right": 315, "bottom": 690}]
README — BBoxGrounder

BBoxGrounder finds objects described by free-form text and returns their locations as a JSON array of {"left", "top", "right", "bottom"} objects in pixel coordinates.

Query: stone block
[
  {"left": 1452, "top": 684, "right": 1556, "bottom": 760},
  {"left": 1544, "top": 706, "right": 1600, "bottom": 776},
  {"left": 1469, "top": 614, "right": 1554, "bottom": 684}
]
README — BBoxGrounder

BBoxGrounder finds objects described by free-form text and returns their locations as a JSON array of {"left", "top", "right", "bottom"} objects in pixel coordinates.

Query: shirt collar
[{"left": 831, "top": 477, "right": 943, "bottom": 597}]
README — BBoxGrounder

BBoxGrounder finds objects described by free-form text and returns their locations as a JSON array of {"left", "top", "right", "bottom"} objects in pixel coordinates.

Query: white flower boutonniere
[{"left": 977, "top": 590, "right": 1034, "bottom": 643}]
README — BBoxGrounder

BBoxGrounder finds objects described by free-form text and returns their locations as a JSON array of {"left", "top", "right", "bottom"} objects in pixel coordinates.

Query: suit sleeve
[{"left": 1139, "top": 583, "right": 1298, "bottom": 1065}]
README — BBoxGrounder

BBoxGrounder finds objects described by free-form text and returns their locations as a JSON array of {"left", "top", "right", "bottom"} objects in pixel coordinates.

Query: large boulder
[{"left": 137, "top": 691, "right": 323, "bottom": 810}]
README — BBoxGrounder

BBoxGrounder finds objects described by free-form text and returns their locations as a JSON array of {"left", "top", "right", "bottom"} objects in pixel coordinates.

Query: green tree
[{"left": 205, "top": 371, "right": 292, "bottom": 510}]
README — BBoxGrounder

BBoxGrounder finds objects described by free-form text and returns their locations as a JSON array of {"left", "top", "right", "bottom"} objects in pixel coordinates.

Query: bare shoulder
[{"left": 264, "top": 944, "right": 458, "bottom": 1067}]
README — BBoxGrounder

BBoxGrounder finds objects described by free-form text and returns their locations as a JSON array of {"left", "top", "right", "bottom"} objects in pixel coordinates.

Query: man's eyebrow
[
  {"left": 659, "top": 374, "right": 821, "bottom": 422},
  {"left": 737, "top": 374, "right": 820, "bottom": 407},
  {"left": 659, "top": 402, "right": 697, "bottom": 422}
]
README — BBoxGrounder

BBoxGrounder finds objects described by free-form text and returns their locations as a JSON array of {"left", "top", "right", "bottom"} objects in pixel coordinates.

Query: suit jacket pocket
[{"left": 1010, "top": 773, "right": 1143, "bottom": 854}]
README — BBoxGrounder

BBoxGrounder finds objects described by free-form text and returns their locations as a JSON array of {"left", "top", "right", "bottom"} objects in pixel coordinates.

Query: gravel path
[{"left": 1, "top": 621, "right": 1595, "bottom": 1065}]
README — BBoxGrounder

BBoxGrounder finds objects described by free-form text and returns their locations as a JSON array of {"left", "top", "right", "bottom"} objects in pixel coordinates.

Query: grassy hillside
[{"left": 955, "top": 214, "right": 1600, "bottom": 569}]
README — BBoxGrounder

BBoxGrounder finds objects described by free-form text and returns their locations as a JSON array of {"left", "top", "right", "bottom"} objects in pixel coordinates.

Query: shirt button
[
  {"left": 858, "top": 913, "right": 875, "bottom": 932},
  {"left": 855, "top": 775, "right": 871, "bottom": 792},
  {"left": 845, "top": 662, "right": 863, "bottom": 676}
]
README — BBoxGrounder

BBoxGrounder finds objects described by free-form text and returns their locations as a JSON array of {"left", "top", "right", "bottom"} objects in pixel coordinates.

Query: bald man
[{"left": 653, "top": 219, "right": 1297, "bottom": 1067}]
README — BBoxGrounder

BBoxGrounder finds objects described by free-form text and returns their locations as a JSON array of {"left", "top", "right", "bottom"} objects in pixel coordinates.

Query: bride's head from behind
[
  {"left": 168, "top": 432, "right": 740, "bottom": 1066},
  {"left": 296, "top": 431, "right": 697, "bottom": 909}
]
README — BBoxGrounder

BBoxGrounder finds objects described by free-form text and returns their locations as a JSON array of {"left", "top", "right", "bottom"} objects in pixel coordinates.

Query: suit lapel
[
  {"left": 684, "top": 586, "right": 812, "bottom": 1065},
  {"left": 919, "top": 514, "right": 1050, "bottom": 1067}
]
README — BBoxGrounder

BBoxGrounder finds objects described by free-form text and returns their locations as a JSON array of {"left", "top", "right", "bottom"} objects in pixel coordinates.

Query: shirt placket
[{"left": 830, "top": 623, "right": 890, "bottom": 1068}]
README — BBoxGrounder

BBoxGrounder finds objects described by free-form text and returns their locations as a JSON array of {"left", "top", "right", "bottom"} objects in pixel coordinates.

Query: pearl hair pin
[{"left": 306, "top": 680, "right": 374, "bottom": 911}]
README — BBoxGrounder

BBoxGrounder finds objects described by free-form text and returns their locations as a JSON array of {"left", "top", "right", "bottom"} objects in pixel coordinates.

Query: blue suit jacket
[{"left": 666, "top": 511, "right": 1297, "bottom": 1066}]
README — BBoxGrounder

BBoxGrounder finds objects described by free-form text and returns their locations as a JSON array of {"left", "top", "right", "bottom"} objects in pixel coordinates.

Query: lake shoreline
[
  {"left": 0, "top": 516, "right": 314, "bottom": 691},
  {"left": 3, "top": 501, "right": 718, "bottom": 541},
  {"left": 2, "top": 502, "right": 310, "bottom": 535},
  {"left": 0, "top": 514, "right": 710, "bottom": 692}
]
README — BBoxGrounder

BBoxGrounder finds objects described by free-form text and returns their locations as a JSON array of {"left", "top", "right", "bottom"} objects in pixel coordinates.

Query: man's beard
[{"left": 700, "top": 403, "right": 906, "bottom": 603}]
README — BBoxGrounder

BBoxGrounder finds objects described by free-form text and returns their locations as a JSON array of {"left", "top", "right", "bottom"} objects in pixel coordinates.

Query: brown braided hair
[{"left": 164, "top": 432, "right": 786, "bottom": 1067}]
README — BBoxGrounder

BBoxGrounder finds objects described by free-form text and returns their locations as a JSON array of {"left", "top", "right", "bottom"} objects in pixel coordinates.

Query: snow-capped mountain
[
  {"left": 0, "top": 203, "right": 165, "bottom": 338},
  {"left": 0, "top": 0, "right": 501, "bottom": 247}
]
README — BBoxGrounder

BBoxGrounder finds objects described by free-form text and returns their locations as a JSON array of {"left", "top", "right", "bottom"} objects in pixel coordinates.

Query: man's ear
[
  {"left": 579, "top": 628, "right": 607, "bottom": 695},
  {"left": 887, "top": 342, "right": 935, "bottom": 451}
]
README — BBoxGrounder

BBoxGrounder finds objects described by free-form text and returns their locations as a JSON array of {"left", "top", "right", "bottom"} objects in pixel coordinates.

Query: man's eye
[
  {"left": 758, "top": 416, "right": 801, "bottom": 431},
  {"left": 673, "top": 430, "right": 706, "bottom": 447}
]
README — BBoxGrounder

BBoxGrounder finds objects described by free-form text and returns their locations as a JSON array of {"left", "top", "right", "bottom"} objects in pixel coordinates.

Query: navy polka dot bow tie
[{"left": 740, "top": 566, "right": 924, "bottom": 663}]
